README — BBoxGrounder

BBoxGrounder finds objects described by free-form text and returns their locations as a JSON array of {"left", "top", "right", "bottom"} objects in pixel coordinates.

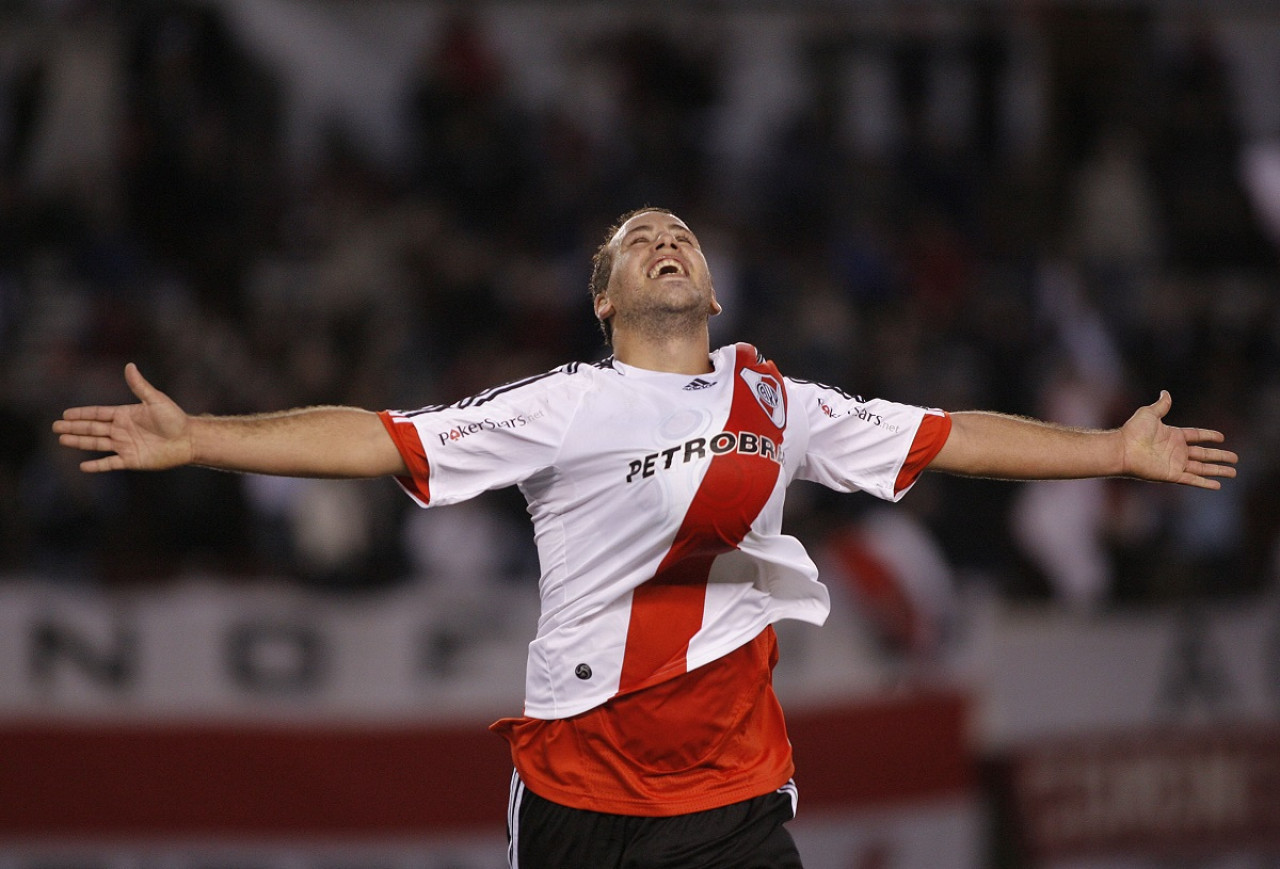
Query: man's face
[{"left": 595, "top": 211, "right": 720, "bottom": 333}]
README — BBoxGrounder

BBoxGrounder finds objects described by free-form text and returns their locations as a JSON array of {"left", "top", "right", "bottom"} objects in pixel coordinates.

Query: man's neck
[{"left": 610, "top": 330, "right": 714, "bottom": 375}]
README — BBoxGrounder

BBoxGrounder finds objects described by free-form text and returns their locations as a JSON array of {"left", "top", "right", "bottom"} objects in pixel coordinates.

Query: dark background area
[{"left": 1, "top": 0, "right": 1277, "bottom": 619}]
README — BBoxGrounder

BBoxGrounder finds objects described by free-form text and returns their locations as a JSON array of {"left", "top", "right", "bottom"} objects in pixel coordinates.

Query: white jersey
[{"left": 381, "top": 343, "right": 946, "bottom": 719}]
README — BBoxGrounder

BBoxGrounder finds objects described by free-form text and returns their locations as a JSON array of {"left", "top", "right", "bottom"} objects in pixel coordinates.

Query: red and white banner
[
  {"left": 0, "top": 581, "right": 982, "bottom": 869},
  {"left": 0, "top": 694, "right": 978, "bottom": 869},
  {"left": 1012, "top": 726, "right": 1280, "bottom": 863}
]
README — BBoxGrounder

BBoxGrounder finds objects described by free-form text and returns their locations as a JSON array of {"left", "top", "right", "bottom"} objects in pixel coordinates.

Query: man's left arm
[{"left": 928, "top": 391, "right": 1238, "bottom": 489}]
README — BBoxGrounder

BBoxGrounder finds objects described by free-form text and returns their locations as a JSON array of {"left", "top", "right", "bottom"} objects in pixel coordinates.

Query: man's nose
[{"left": 655, "top": 231, "right": 680, "bottom": 248}]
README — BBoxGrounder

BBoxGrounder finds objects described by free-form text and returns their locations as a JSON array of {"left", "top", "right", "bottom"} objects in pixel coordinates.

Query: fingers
[
  {"left": 1148, "top": 389, "right": 1173, "bottom": 419},
  {"left": 124, "top": 362, "right": 162, "bottom": 404},
  {"left": 1181, "top": 426, "right": 1226, "bottom": 445},
  {"left": 1186, "top": 460, "right": 1237, "bottom": 480},
  {"left": 52, "top": 414, "right": 126, "bottom": 465},
  {"left": 59, "top": 405, "right": 119, "bottom": 423},
  {"left": 51, "top": 423, "right": 126, "bottom": 472},
  {"left": 57, "top": 432, "right": 118, "bottom": 454},
  {"left": 79, "top": 454, "right": 126, "bottom": 474},
  {"left": 53, "top": 418, "right": 116, "bottom": 438},
  {"left": 1174, "top": 441, "right": 1238, "bottom": 488},
  {"left": 57, "top": 365, "right": 153, "bottom": 423},
  {"left": 53, "top": 424, "right": 131, "bottom": 471},
  {"left": 1187, "top": 444, "right": 1238, "bottom": 466}
]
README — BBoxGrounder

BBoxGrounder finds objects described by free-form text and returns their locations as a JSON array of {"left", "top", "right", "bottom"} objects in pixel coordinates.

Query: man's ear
[
  {"left": 595, "top": 295, "right": 614, "bottom": 321},
  {"left": 709, "top": 296, "right": 723, "bottom": 316}
]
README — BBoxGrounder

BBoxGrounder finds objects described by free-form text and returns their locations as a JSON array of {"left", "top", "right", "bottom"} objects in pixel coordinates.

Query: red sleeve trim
[
  {"left": 377, "top": 411, "right": 432, "bottom": 505},
  {"left": 894, "top": 411, "right": 952, "bottom": 495}
]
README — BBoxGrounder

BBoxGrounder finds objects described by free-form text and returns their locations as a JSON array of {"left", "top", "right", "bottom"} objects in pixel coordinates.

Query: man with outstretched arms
[{"left": 55, "top": 208, "right": 1237, "bottom": 868}]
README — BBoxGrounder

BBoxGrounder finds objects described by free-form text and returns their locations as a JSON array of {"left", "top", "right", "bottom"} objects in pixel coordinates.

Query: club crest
[{"left": 740, "top": 368, "right": 786, "bottom": 428}]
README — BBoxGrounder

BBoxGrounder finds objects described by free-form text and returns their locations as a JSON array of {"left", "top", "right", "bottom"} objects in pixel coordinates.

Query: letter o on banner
[{"left": 226, "top": 621, "right": 327, "bottom": 694}]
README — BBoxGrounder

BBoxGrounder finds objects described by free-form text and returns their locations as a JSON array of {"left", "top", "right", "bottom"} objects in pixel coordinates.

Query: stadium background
[{"left": 1, "top": 0, "right": 1278, "bottom": 867}]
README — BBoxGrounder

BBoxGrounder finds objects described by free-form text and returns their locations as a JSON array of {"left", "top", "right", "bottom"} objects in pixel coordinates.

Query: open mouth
[{"left": 647, "top": 258, "right": 686, "bottom": 279}]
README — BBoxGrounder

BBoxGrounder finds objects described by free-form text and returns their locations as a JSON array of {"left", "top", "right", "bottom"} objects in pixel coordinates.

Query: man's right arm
[{"left": 53, "top": 363, "right": 408, "bottom": 479}]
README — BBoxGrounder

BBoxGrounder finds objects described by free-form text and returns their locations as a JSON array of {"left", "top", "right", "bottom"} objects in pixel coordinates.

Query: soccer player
[{"left": 54, "top": 208, "right": 1237, "bottom": 868}]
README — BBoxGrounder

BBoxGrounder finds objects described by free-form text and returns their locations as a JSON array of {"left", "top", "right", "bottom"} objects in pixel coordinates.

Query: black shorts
[{"left": 506, "top": 772, "right": 804, "bottom": 869}]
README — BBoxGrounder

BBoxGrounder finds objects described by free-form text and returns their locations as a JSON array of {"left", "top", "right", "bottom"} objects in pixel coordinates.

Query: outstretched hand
[
  {"left": 52, "top": 363, "right": 195, "bottom": 473},
  {"left": 1119, "top": 391, "right": 1237, "bottom": 489}
]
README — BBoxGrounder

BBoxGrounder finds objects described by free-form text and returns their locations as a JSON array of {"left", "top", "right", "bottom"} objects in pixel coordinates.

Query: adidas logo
[{"left": 683, "top": 378, "right": 714, "bottom": 391}]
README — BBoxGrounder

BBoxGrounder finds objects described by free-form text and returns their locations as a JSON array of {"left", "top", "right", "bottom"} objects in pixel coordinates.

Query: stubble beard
[{"left": 614, "top": 279, "right": 714, "bottom": 343}]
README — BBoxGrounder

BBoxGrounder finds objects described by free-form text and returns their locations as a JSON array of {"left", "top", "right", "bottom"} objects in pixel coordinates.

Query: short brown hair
[{"left": 589, "top": 206, "right": 676, "bottom": 345}]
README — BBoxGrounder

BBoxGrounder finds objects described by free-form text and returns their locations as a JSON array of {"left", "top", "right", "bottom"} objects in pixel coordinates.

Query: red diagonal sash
[{"left": 618, "top": 345, "right": 787, "bottom": 694}]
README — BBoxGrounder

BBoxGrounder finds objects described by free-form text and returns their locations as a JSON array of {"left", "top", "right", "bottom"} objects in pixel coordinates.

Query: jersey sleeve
[
  {"left": 379, "top": 370, "right": 577, "bottom": 508},
  {"left": 789, "top": 379, "right": 951, "bottom": 502}
]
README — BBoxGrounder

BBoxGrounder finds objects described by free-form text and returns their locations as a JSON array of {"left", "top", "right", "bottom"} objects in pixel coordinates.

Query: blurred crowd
[{"left": 2, "top": 1, "right": 1279, "bottom": 638}]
